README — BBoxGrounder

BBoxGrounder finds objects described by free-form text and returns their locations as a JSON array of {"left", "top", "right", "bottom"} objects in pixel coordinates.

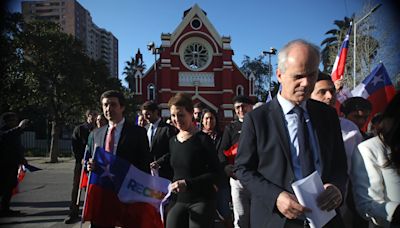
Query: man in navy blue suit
[{"left": 234, "top": 39, "right": 347, "bottom": 228}]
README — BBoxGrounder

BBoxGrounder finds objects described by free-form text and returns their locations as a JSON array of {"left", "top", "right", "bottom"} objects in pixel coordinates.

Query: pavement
[
  {"left": 0, "top": 157, "right": 227, "bottom": 228},
  {"left": 0, "top": 157, "right": 89, "bottom": 228}
]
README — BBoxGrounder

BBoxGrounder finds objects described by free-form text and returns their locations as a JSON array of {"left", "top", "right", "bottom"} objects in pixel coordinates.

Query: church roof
[{"left": 170, "top": 4, "right": 223, "bottom": 48}]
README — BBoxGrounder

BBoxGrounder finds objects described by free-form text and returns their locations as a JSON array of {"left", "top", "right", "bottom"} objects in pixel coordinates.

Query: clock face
[{"left": 183, "top": 42, "right": 209, "bottom": 70}]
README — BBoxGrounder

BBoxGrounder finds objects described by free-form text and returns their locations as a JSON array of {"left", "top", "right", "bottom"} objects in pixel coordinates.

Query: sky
[{"left": 9, "top": 0, "right": 398, "bottom": 87}]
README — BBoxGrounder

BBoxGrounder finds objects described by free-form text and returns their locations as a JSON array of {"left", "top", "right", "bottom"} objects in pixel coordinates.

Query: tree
[
  {"left": 123, "top": 55, "right": 145, "bottom": 92},
  {"left": 321, "top": 14, "right": 379, "bottom": 88},
  {"left": 1, "top": 13, "right": 122, "bottom": 162},
  {"left": 240, "top": 55, "right": 272, "bottom": 101},
  {"left": 321, "top": 16, "right": 353, "bottom": 74}
]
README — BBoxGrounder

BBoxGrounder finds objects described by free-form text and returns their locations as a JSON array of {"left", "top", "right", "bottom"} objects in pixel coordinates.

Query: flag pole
[
  {"left": 76, "top": 147, "right": 89, "bottom": 207},
  {"left": 80, "top": 147, "right": 97, "bottom": 228}
]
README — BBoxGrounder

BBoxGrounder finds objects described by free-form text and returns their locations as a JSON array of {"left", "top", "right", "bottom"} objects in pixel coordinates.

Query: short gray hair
[{"left": 277, "top": 39, "right": 320, "bottom": 73}]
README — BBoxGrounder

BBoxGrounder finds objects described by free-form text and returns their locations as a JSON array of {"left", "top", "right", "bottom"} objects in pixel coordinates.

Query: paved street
[
  {"left": 0, "top": 157, "right": 226, "bottom": 228},
  {"left": 0, "top": 157, "right": 89, "bottom": 228}
]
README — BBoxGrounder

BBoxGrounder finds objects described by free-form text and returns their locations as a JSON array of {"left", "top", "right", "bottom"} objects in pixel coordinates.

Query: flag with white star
[
  {"left": 83, "top": 147, "right": 170, "bottom": 227},
  {"left": 352, "top": 63, "right": 396, "bottom": 130}
]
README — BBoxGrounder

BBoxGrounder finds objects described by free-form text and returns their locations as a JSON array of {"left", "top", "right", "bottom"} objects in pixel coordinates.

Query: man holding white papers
[{"left": 234, "top": 40, "right": 347, "bottom": 227}]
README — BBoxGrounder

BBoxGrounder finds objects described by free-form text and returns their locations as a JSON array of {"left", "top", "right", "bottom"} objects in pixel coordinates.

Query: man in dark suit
[
  {"left": 0, "top": 113, "right": 29, "bottom": 217},
  {"left": 64, "top": 110, "right": 97, "bottom": 224},
  {"left": 141, "top": 101, "right": 176, "bottom": 180},
  {"left": 86, "top": 90, "right": 152, "bottom": 227},
  {"left": 234, "top": 39, "right": 347, "bottom": 228}
]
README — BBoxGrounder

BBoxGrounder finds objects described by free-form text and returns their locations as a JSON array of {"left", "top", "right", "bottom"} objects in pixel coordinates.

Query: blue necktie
[{"left": 293, "top": 106, "right": 315, "bottom": 177}]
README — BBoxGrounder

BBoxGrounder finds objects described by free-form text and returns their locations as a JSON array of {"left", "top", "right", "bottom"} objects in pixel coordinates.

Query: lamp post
[
  {"left": 147, "top": 42, "right": 160, "bottom": 102},
  {"left": 262, "top": 47, "right": 277, "bottom": 93},
  {"left": 353, "top": 3, "right": 382, "bottom": 89}
]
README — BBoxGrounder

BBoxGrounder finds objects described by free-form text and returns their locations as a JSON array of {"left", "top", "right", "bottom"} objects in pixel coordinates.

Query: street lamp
[
  {"left": 147, "top": 42, "right": 161, "bottom": 102},
  {"left": 353, "top": 3, "right": 382, "bottom": 89},
  {"left": 262, "top": 47, "right": 277, "bottom": 93}
]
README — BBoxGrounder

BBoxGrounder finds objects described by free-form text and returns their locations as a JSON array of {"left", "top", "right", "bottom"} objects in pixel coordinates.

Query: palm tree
[
  {"left": 321, "top": 16, "right": 379, "bottom": 87},
  {"left": 123, "top": 54, "right": 145, "bottom": 92},
  {"left": 321, "top": 16, "right": 353, "bottom": 74}
]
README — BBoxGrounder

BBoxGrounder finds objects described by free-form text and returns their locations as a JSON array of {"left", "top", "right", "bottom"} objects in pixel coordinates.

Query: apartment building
[{"left": 21, "top": 0, "right": 118, "bottom": 78}]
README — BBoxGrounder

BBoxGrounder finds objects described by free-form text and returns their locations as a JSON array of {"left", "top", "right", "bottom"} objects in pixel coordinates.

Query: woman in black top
[{"left": 166, "top": 93, "right": 220, "bottom": 228}]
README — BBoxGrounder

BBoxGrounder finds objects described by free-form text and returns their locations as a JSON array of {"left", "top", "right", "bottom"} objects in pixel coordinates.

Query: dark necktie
[{"left": 293, "top": 106, "right": 315, "bottom": 177}]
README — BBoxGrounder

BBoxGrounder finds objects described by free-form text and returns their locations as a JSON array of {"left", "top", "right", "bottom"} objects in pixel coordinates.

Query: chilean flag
[
  {"left": 12, "top": 164, "right": 42, "bottom": 195},
  {"left": 351, "top": 63, "right": 396, "bottom": 130},
  {"left": 331, "top": 22, "right": 352, "bottom": 81},
  {"left": 83, "top": 147, "right": 171, "bottom": 228}
]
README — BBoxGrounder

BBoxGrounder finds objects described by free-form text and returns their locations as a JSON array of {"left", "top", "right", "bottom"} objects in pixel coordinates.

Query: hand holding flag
[{"left": 83, "top": 147, "right": 171, "bottom": 228}]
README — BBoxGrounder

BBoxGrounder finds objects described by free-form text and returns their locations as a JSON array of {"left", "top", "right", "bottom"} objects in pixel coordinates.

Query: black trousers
[
  {"left": 166, "top": 200, "right": 216, "bottom": 228},
  {"left": 0, "top": 165, "right": 18, "bottom": 211},
  {"left": 68, "top": 161, "right": 82, "bottom": 216}
]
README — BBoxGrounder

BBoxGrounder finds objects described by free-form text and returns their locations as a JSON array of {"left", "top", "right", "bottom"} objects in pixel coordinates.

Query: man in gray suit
[{"left": 234, "top": 40, "right": 347, "bottom": 228}]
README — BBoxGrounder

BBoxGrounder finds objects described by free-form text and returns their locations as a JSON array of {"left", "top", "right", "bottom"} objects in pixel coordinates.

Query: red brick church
[{"left": 133, "top": 4, "right": 257, "bottom": 125}]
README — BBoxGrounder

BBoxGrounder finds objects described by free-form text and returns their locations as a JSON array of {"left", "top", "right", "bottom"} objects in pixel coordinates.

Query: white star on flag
[
  {"left": 371, "top": 73, "right": 384, "bottom": 86},
  {"left": 100, "top": 163, "right": 115, "bottom": 180}
]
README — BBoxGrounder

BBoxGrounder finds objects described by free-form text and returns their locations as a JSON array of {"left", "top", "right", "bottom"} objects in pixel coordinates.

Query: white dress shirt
[{"left": 277, "top": 93, "right": 321, "bottom": 180}]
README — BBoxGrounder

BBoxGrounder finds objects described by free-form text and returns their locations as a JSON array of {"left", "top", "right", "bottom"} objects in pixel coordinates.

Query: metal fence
[{"left": 21, "top": 131, "right": 72, "bottom": 156}]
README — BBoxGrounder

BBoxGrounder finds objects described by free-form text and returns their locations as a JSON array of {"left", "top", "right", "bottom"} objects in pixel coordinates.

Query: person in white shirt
[{"left": 351, "top": 92, "right": 400, "bottom": 227}]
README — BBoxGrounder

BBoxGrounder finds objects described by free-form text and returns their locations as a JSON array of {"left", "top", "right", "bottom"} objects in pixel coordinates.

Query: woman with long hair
[{"left": 351, "top": 92, "right": 400, "bottom": 227}]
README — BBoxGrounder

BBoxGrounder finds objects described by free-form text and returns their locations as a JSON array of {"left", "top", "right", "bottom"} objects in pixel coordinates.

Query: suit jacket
[
  {"left": 0, "top": 125, "right": 25, "bottom": 168},
  {"left": 89, "top": 120, "right": 151, "bottom": 173},
  {"left": 71, "top": 122, "right": 93, "bottom": 162},
  {"left": 145, "top": 120, "right": 176, "bottom": 179},
  {"left": 234, "top": 97, "right": 347, "bottom": 228},
  {"left": 218, "top": 120, "right": 242, "bottom": 168}
]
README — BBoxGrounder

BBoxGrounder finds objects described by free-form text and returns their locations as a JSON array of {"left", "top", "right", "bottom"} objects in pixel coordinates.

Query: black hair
[
  {"left": 379, "top": 92, "right": 400, "bottom": 171},
  {"left": 232, "top": 95, "right": 253, "bottom": 105},
  {"left": 194, "top": 102, "right": 206, "bottom": 110},
  {"left": 317, "top": 71, "right": 332, "bottom": 82},
  {"left": 141, "top": 101, "right": 159, "bottom": 112},
  {"left": 340, "top": 97, "right": 372, "bottom": 115},
  {"left": 200, "top": 108, "right": 220, "bottom": 131},
  {"left": 100, "top": 90, "right": 126, "bottom": 107}
]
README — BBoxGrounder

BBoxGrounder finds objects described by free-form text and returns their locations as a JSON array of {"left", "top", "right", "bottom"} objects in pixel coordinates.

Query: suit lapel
[
  {"left": 117, "top": 122, "right": 128, "bottom": 154},
  {"left": 269, "top": 98, "right": 294, "bottom": 175}
]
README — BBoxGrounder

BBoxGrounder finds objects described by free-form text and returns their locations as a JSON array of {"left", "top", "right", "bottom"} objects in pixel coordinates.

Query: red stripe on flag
[
  {"left": 80, "top": 172, "right": 88, "bottom": 189},
  {"left": 12, "top": 165, "right": 26, "bottom": 196},
  {"left": 362, "top": 85, "right": 396, "bottom": 131},
  {"left": 83, "top": 184, "right": 163, "bottom": 228}
]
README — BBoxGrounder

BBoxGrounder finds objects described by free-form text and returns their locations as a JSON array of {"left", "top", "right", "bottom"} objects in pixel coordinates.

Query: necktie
[
  {"left": 293, "top": 106, "right": 315, "bottom": 177},
  {"left": 105, "top": 125, "right": 116, "bottom": 153}
]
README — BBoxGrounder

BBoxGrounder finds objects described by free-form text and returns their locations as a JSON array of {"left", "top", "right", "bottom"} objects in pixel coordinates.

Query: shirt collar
[
  {"left": 277, "top": 92, "right": 307, "bottom": 114},
  {"left": 109, "top": 118, "right": 125, "bottom": 130}
]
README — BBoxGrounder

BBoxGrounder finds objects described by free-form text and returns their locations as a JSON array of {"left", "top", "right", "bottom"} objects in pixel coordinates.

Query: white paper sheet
[{"left": 291, "top": 171, "right": 336, "bottom": 228}]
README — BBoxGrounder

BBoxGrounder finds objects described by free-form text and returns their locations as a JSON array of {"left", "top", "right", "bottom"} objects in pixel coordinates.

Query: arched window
[
  {"left": 236, "top": 85, "right": 244, "bottom": 96},
  {"left": 147, "top": 84, "right": 155, "bottom": 101},
  {"left": 249, "top": 73, "right": 256, "bottom": 96}
]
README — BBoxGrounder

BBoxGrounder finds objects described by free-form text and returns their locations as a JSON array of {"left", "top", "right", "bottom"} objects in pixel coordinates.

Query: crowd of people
[{"left": 1, "top": 38, "right": 399, "bottom": 228}]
